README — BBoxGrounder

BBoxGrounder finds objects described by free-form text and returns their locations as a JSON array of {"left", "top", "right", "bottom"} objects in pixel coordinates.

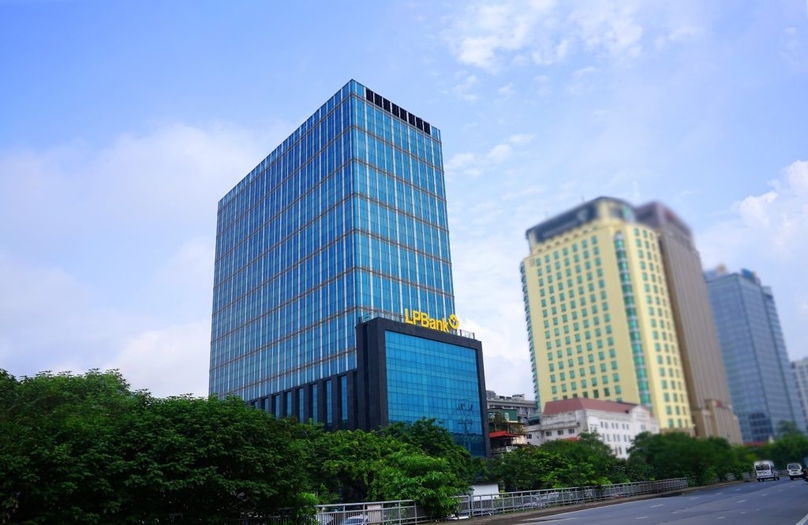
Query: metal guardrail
[
  {"left": 237, "top": 500, "right": 426, "bottom": 525},
  {"left": 451, "top": 478, "right": 689, "bottom": 519},
  {"left": 234, "top": 478, "right": 689, "bottom": 524}
]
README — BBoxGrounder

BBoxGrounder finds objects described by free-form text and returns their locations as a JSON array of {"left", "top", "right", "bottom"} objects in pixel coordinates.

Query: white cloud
[
  {"left": 568, "top": 1, "right": 644, "bottom": 61},
  {"left": 446, "top": 0, "right": 716, "bottom": 73},
  {"left": 738, "top": 191, "right": 777, "bottom": 227},
  {"left": 483, "top": 134, "right": 536, "bottom": 164},
  {"left": 452, "top": 233, "right": 533, "bottom": 397},
  {"left": 783, "top": 26, "right": 798, "bottom": 51},
  {"left": 508, "top": 133, "right": 535, "bottom": 146},
  {"left": 698, "top": 160, "right": 808, "bottom": 359},
  {"left": 445, "top": 152, "right": 477, "bottom": 171},
  {"left": 535, "top": 74, "right": 552, "bottom": 96},
  {"left": 488, "top": 143, "right": 513, "bottom": 163},
  {"left": 0, "top": 251, "right": 145, "bottom": 376},
  {"left": 447, "top": 0, "right": 648, "bottom": 71},
  {"left": 498, "top": 82, "right": 516, "bottom": 96},
  {"left": 451, "top": 1, "right": 555, "bottom": 71},
  {"left": 0, "top": 123, "right": 275, "bottom": 240},
  {"left": 785, "top": 160, "right": 808, "bottom": 193},
  {"left": 0, "top": 122, "right": 274, "bottom": 395},
  {"left": 104, "top": 321, "right": 210, "bottom": 398},
  {"left": 566, "top": 66, "right": 599, "bottom": 95},
  {"left": 655, "top": 25, "right": 707, "bottom": 49},
  {"left": 453, "top": 73, "right": 480, "bottom": 101}
]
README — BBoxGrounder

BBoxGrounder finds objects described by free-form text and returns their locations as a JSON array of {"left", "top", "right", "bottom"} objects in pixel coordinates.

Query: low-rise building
[
  {"left": 487, "top": 391, "right": 537, "bottom": 456},
  {"left": 487, "top": 391, "right": 538, "bottom": 426},
  {"left": 526, "top": 398, "right": 659, "bottom": 458}
]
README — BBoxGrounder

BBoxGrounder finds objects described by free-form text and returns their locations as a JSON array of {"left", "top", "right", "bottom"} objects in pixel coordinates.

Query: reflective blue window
[
  {"left": 385, "top": 331, "right": 485, "bottom": 457},
  {"left": 210, "top": 80, "right": 452, "bottom": 403}
]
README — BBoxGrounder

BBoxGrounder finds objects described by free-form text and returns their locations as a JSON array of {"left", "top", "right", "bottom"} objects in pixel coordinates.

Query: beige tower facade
[
  {"left": 635, "top": 203, "right": 742, "bottom": 444},
  {"left": 521, "top": 197, "right": 694, "bottom": 432}
]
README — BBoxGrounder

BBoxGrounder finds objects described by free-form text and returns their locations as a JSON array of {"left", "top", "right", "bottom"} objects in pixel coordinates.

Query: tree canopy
[
  {"left": 0, "top": 370, "right": 476, "bottom": 523},
  {"left": 0, "top": 369, "right": 310, "bottom": 524},
  {"left": 6, "top": 367, "right": 803, "bottom": 523},
  {"left": 627, "top": 431, "right": 752, "bottom": 485}
]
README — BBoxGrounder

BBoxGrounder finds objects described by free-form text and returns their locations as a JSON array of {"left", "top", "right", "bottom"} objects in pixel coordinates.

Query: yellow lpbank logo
[{"left": 404, "top": 309, "right": 460, "bottom": 333}]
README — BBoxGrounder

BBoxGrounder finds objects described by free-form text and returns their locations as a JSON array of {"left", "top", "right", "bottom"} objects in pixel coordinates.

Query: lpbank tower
[{"left": 209, "top": 80, "right": 488, "bottom": 456}]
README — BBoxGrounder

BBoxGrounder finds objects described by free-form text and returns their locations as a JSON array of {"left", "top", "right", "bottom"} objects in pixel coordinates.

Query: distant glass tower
[
  {"left": 705, "top": 267, "right": 806, "bottom": 442},
  {"left": 209, "top": 80, "right": 488, "bottom": 455},
  {"left": 792, "top": 358, "right": 808, "bottom": 433}
]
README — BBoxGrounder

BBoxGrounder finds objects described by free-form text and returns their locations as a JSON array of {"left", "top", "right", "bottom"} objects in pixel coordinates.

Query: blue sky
[{"left": 1, "top": 0, "right": 806, "bottom": 398}]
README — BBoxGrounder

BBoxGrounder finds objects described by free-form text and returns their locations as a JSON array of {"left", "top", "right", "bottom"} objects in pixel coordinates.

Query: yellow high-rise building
[{"left": 521, "top": 197, "right": 693, "bottom": 432}]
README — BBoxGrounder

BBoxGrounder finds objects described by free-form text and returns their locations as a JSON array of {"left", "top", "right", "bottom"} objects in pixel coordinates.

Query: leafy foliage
[
  {"left": 488, "top": 431, "right": 627, "bottom": 491},
  {"left": 303, "top": 419, "right": 474, "bottom": 517},
  {"left": 751, "top": 424, "right": 808, "bottom": 467},
  {"left": 370, "top": 450, "right": 466, "bottom": 517},
  {"left": 626, "top": 431, "right": 750, "bottom": 485},
  {"left": 0, "top": 369, "right": 309, "bottom": 523},
  {"left": 14, "top": 367, "right": 806, "bottom": 523}
]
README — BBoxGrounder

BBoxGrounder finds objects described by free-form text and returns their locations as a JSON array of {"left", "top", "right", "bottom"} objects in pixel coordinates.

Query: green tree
[
  {"left": 384, "top": 419, "right": 476, "bottom": 484},
  {"left": 776, "top": 420, "right": 802, "bottom": 437},
  {"left": 0, "top": 369, "right": 141, "bottom": 523},
  {"left": 370, "top": 450, "right": 466, "bottom": 518},
  {"left": 305, "top": 428, "right": 403, "bottom": 503},
  {"left": 627, "top": 431, "right": 744, "bottom": 486},
  {"left": 767, "top": 428, "right": 808, "bottom": 468},
  {"left": 538, "top": 433, "right": 626, "bottom": 487},
  {"left": 0, "top": 369, "right": 310, "bottom": 523},
  {"left": 489, "top": 445, "right": 554, "bottom": 491}
]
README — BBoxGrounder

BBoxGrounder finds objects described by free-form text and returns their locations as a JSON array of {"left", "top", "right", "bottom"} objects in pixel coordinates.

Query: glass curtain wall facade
[
  {"left": 355, "top": 317, "right": 489, "bottom": 457},
  {"left": 792, "top": 358, "right": 808, "bottom": 433},
  {"left": 210, "top": 80, "right": 454, "bottom": 401},
  {"left": 705, "top": 268, "right": 806, "bottom": 442}
]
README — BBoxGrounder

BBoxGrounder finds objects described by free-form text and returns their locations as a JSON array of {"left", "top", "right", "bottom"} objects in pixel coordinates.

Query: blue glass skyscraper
[
  {"left": 209, "top": 80, "right": 488, "bottom": 455},
  {"left": 705, "top": 267, "right": 806, "bottom": 442}
]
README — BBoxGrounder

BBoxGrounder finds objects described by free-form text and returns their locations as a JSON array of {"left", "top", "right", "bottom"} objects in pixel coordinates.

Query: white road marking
[
  {"left": 716, "top": 517, "right": 725, "bottom": 520},
  {"left": 635, "top": 517, "right": 647, "bottom": 520},
  {"left": 796, "top": 510, "right": 808, "bottom": 525},
  {"left": 651, "top": 504, "right": 663, "bottom": 508},
  {"left": 736, "top": 499, "right": 746, "bottom": 503}
]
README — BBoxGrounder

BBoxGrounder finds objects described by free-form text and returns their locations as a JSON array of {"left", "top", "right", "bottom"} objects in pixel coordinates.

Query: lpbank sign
[{"left": 403, "top": 309, "right": 460, "bottom": 333}]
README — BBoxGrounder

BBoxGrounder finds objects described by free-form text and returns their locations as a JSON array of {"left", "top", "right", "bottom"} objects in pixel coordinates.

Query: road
[{"left": 505, "top": 478, "right": 808, "bottom": 525}]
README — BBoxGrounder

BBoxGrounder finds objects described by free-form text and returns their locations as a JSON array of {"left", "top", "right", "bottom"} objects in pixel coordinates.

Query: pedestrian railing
[
  {"left": 452, "top": 478, "right": 688, "bottom": 518},
  {"left": 235, "top": 478, "right": 689, "bottom": 525}
]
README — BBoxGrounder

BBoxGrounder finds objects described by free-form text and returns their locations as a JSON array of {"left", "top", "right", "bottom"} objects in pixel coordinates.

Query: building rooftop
[
  {"left": 524, "top": 196, "right": 635, "bottom": 247},
  {"left": 543, "top": 398, "right": 639, "bottom": 415}
]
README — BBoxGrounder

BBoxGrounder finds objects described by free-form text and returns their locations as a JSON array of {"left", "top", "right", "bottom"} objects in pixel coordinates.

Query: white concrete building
[{"left": 525, "top": 398, "right": 659, "bottom": 459}]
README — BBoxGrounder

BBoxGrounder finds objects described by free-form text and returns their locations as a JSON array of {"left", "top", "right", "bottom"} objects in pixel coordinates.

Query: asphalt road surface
[{"left": 507, "top": 478, "right": 808, "bottom": 525}]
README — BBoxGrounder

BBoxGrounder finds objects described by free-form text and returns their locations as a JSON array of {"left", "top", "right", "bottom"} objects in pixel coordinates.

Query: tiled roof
[
  {"left": 489, "top": 430, "right": 518, "bottom": 439},
  {"left": 543, "top": 398, "right": 639, "bottom": 415}
]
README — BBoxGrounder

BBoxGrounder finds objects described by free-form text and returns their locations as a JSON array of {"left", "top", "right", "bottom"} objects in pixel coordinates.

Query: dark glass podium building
[{"left": 209, "top": 80, "right": 488, "bottom": 456}]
